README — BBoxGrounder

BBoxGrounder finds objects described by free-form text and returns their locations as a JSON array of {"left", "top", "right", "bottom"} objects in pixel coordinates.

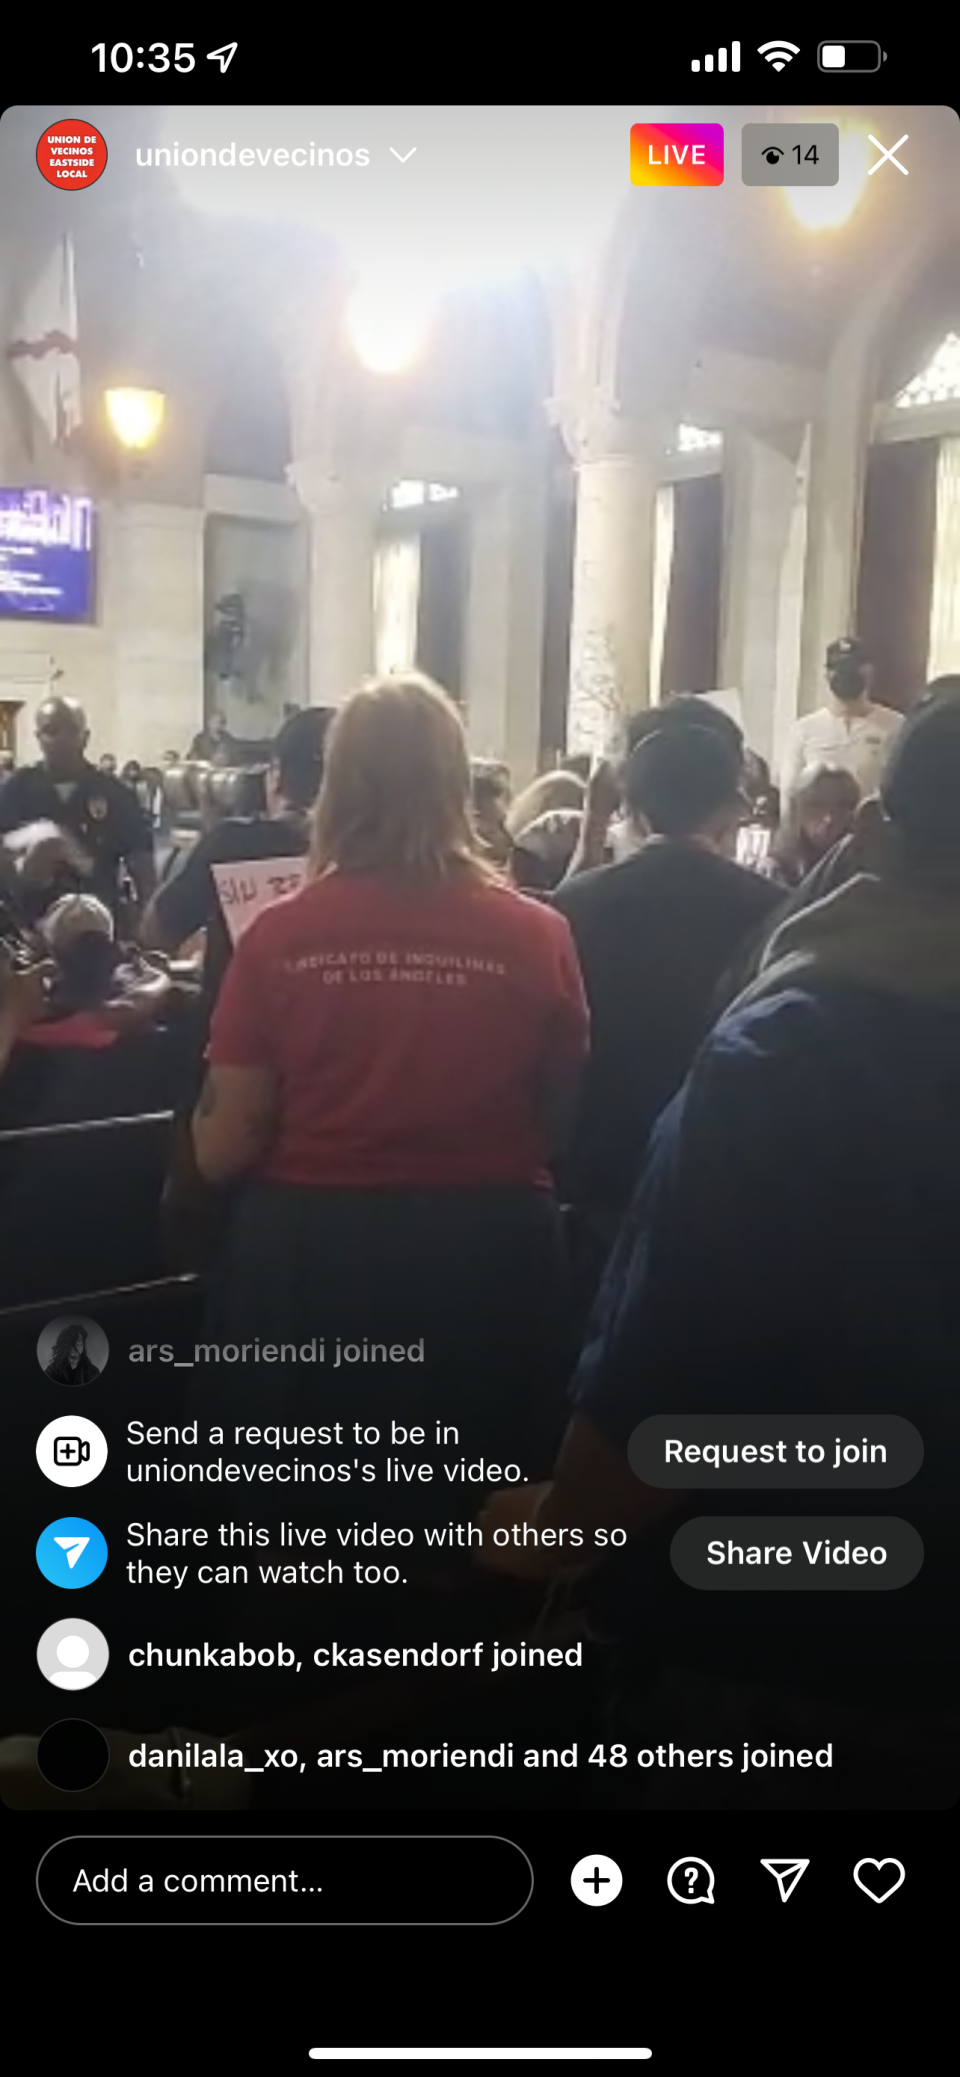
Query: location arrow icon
[
  {"left": 761, "top": 1858, "right": 809, "bottom": 1902},
  {"left": 54, "top": 1536, "right": 90, "bottom": 1569}
]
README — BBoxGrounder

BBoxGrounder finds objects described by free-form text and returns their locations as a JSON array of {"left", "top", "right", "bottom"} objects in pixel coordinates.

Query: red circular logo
[{"left": 36, "top": 120, "right": 108, "bottom": 190}]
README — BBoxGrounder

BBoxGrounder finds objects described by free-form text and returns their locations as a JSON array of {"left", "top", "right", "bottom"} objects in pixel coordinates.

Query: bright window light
[
  {"left": 389, "top": 481, "right": 426, "bottom": 508},
  {"left": 676, "top": 423, "right": 722, "bottom": 453},
  {"left": 895, "top": 332, "right": 960, "bottom": 408},
  {"left": 383, "top": 481, "right": 460, "bottom": 511},
  {"left": 784, "top": 122, "right": 870, "bottom": 228},
  {"left": 345, "top": 277, "right": 434, "bottom": 373}
]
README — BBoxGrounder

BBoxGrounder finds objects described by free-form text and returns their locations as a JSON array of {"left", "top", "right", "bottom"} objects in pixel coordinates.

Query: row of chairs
[{"left": 0, "top": 1110, "right": 178, "bottom": 1309}]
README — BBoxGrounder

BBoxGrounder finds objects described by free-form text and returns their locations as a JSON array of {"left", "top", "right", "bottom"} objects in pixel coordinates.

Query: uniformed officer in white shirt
[{"left": 779, "top": 638, "right": 903, "bottom": 807}]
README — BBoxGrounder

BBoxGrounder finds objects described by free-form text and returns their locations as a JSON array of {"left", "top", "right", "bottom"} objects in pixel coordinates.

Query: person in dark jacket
[
  {"left": 479, "top": 683, "right": 960, "bottom": 1810},
  {"left": 553, "top": 723, "right": 781, "bottom": 1312}
]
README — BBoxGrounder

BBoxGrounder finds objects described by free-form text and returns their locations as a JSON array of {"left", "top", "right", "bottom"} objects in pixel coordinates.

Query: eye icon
[{"left": 763, "top": 146, "right": 784, "bottom": 165}]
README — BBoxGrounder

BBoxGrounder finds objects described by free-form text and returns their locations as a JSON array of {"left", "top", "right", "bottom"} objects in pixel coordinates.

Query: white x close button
[{"left": 869, "top": 133, "right": 908, "bottom": 175}]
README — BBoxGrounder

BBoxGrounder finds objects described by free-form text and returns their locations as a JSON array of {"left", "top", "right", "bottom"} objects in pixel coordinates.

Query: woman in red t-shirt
[{"left": 193, "top": 674, "right": 589, "bottom": 1476}]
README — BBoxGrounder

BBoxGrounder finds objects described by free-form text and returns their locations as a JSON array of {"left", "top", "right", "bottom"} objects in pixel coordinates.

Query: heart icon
[{"left": 853, "top": 1858, "right": 905, "bottom": 1902}]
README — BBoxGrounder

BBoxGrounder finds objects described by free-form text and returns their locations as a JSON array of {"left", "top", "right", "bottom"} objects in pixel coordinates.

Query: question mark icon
[{"left": 668, "top": 1856, "right": 715, "bottom": 1903}]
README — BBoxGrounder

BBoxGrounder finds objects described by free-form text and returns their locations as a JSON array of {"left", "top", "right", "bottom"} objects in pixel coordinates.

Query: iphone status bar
[{"left": 0, "top": 39, "right": 945, "bottom": 103}]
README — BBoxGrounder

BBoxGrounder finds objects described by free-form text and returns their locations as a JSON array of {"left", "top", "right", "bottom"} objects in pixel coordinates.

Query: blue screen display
[{"left": 0, "top": 489, "right": 95, "bottom": 621}]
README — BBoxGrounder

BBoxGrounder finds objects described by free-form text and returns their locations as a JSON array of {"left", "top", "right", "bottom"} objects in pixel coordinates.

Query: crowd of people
[{"left": 2, "top": 639, "right": 957, "bottom": 1808}]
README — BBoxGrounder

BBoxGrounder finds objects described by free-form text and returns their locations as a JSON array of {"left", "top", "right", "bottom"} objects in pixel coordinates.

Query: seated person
[
  {"left": 0, "top": 941, "right": 51, "bottom": 1079},
  {"left": 511, "top": 806, "right": 584, "bottom": 892},
  {"left": 507, "top": 771, "right": 587, "bottom": 894},
  {"left": 469, "top": 759, "right": 513, "bottom": 869},
  {"left": 762, "top": 765, "right": 860, "bottom": 889},
  {"left": 19, "top": 894, "right": 174, "bottom": 1048}
]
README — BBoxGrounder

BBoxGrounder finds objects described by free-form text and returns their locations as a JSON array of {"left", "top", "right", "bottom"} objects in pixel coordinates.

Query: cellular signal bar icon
[{"left": 692, "top": 42, "right": 741, "bottom": 71}]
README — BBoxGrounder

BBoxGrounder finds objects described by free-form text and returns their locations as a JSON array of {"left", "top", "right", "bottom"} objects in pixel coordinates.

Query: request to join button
[
  {"left": 670, "top": 1518, "right": 924, "bottom": 1589},
  {"left": 37, "top": 1836, "right": 533, "bottom": 1925}
]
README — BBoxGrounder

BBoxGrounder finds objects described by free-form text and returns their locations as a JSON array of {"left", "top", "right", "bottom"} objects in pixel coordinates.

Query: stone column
[
  {"left": 107, "top": 501, "right": 204, "bottom": 765},
  {"left": 720, "top": 425, "right": 808, "bottom": 766},
  {"left": 565, "top": 421, "right": 660, "bottom": 756},
  {"left": 462, "top": 462, "right": 546, "bottom": 784},
  {"left": 928, "top": 436, "right": 960, "bottom": 679},
  {"left": 797, "top": 341, "right": 873, "bottom": 712},
  {"left": 288, "top": 463, "right": 381, "bottom": 707}
]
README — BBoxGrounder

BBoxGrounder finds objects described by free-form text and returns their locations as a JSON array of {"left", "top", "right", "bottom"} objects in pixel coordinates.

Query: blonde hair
[
  {"left": 506, "top": 769, "right": 586, "bottom": 839},
  {"left": 311, "top": 673, "right": 501, "bottom": 884}
]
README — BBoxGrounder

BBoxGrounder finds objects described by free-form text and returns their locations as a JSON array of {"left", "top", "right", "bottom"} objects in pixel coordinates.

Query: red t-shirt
[{"left": 207, "top": 871, "right": 589, "bottom": 1188}]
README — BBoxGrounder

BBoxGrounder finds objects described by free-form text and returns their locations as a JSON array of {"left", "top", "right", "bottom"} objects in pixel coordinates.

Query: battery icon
[{"left": 818, "top": 40, "right": 886, "bottom": 70}]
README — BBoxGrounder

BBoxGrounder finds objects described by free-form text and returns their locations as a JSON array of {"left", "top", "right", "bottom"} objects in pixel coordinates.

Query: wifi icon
[{"left": 758, "top": 39, "right": 800, "bottom": 70}]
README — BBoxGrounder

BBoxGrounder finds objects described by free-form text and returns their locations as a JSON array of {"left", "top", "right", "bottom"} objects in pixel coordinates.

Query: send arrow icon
[
  {"left": 761, "top": 1859, "right": 809, "bottom": 1902},
  {"left": 37, "top": 1518, "right": 107, "bottom": 1589}
]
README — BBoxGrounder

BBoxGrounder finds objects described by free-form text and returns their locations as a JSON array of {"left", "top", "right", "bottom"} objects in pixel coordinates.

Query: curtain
[
  {"left": 928, "top": 437, "right": 960, "bottom": 681},
  {"left": 374, "top": 534, "right": 421, "bottom": 675},
  {"left": 659, "top": 475, "right": 722, "bottom": 698},
  {"left": 856, "top": 439, "right": 938, "bottom": 711},
  {"left": 538, "top": 464, "right": 576, "bottom": 762},
  {"left": 416, "top": 516, "right": 465, "bottom": 699}
]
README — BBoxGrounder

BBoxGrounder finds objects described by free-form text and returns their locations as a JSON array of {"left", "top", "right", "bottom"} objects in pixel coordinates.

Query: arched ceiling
[
  {"left": 2, "top": 101, "right": 957, "bottom": 465},
  {"left": 614, "top": 104, "right": 960, "bottom": 413}
]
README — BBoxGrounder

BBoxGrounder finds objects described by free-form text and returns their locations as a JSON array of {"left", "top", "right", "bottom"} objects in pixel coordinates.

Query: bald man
[{"left": 0, "top": 696, "right": 156, "bottom": 923}]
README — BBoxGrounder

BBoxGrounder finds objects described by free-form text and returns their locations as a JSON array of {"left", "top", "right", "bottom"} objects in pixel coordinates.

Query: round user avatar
[
  {"left": 36, "top": 1517, "right": 108, "bottom": 1589},
  {"left": 37, "top": 1720, "right": 110, "bottom": 1794},
  {"left": 36, "top": 1414, "right": 108, "bottom": 1488},
  {"left": 37, "top": 1618, "right": 109, "bottom": 1690},
  {"left": 37, "top": 1315, "right": 108, "bottom": 1385},
  {"left": 36, "top": 121, "right": 109, "bottom": 196}
]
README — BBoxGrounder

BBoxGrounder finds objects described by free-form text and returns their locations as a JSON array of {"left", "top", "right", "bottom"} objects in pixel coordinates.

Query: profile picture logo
[
  {"left": 38, "top": 1316, "right": 108, "bottom": 1385},
  {"left": 36, "top": 1415, "right": 108, "bottom": 1489},
  {"left": 36, "top": 121, "right": 108, "bottom": 191},
  {"left": 37, "top": 1618, "right": 109, "bottom": 1690}
]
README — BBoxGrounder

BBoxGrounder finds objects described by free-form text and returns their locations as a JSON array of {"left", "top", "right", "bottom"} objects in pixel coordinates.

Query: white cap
[{"left": 39, "top": 894, "right": 114, "bottom": 950}]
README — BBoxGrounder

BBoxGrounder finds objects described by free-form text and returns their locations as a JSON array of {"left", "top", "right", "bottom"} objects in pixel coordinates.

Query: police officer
[{"left": 0, "top": 696, "right": 156, "bottom": 925}]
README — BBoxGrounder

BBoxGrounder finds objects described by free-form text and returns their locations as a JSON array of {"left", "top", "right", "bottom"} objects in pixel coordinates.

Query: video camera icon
[
  {"left": 54, "top": 1436, "right": 90, "bottom": 1466},
  {"left": 36, "top": 1415, "right": 107, "bottom": 1488}
]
